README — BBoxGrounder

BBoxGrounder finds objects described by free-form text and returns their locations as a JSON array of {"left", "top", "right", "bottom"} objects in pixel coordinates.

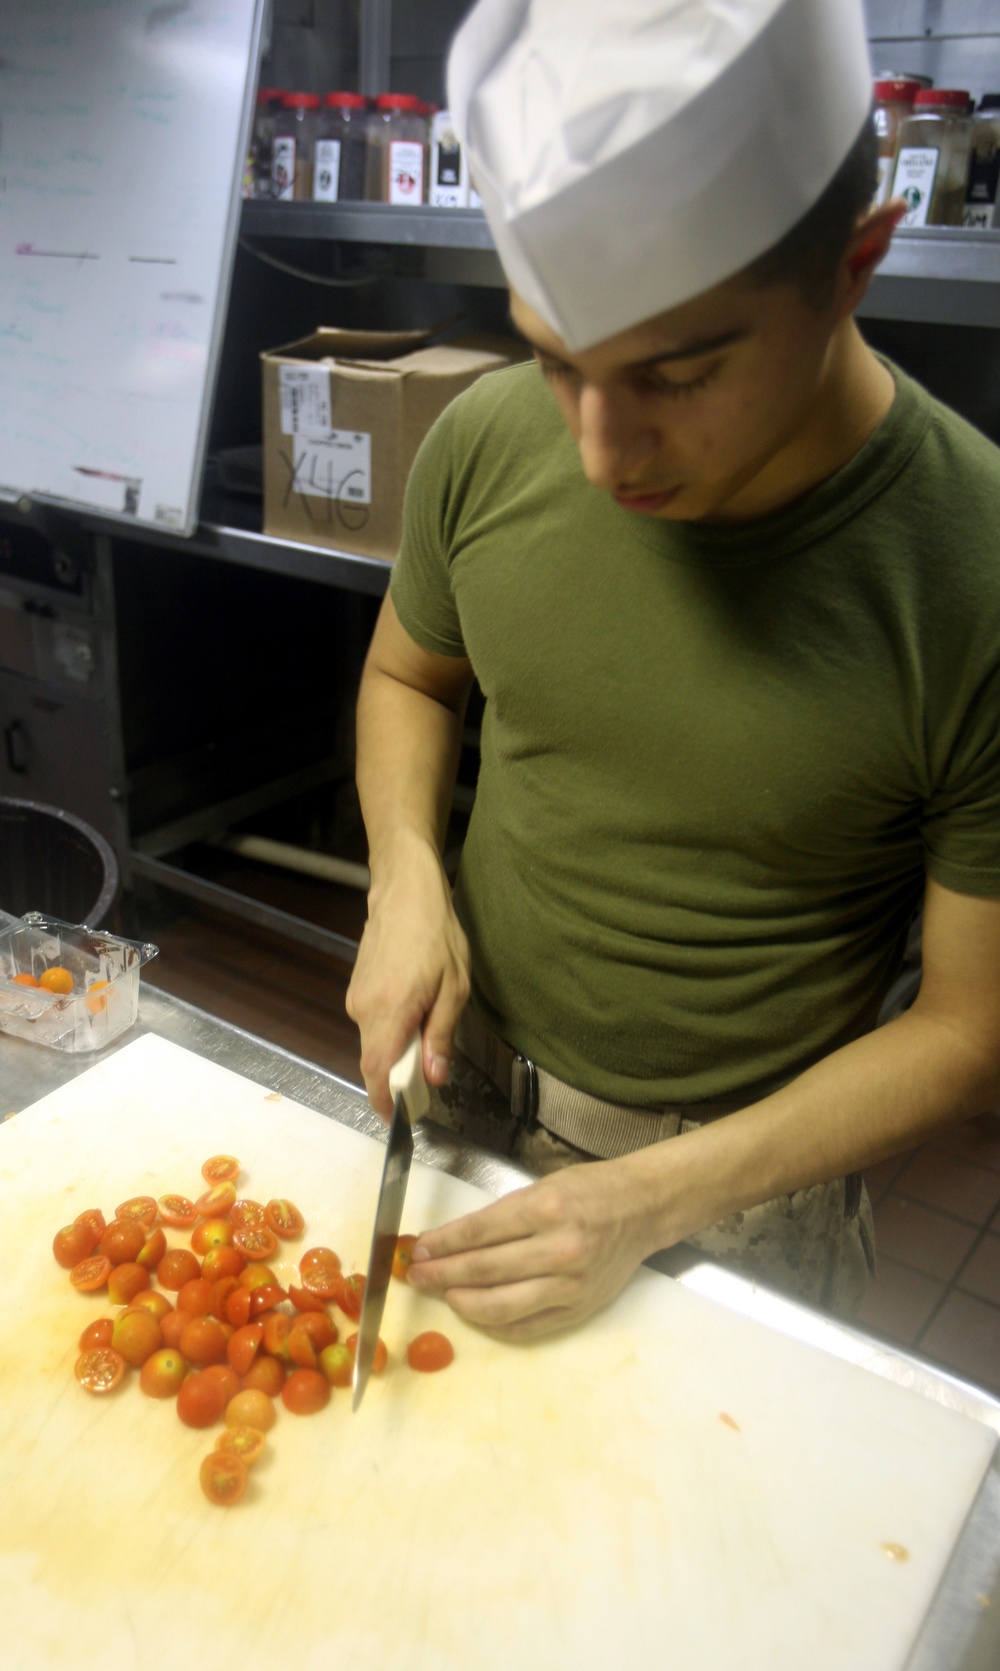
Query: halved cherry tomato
[
  {"left": 262, "top": 1314, "right": 291, "bottom": 1359},
  {"left": 195, "top": 1181, "right": 236, "bottom": 1219},
  {"left": 282, "top": 1368, "right": 330, "bottom": 1415},
  {"left": 239, "top": 1263, "right": 278, "bottom": 1291},
  {"left": 347, "top": 1330, "right": 388, "bottom": 1375},
  {"left": 140, "top": 1348, "right": 187, "bottom": 1398},
  {"left": 112, "top": 1309, "right": 161, "bottom": 1367},
  {"left": 264, "top": 1198, "right": 304, "bottom": 1240},
  {"left": 224, "top": 1287, "right": 253, "bottom": 1329},
  {"left": 292, "top": 1311, "right": 336, "bottom": 1353},
  {"left": 406, "top": 1331, "right": 454, "bottom": 1373},
  {"left": 115, "top": 1196, "right": 158, "bottom": 1227},
  {"left": 79, "top": 1318, "right": 114, "bottom": 1352},
  {"left": 201, "top": 1244, "right": 244, "bottom": 1284},
  {"left": 179, "top": 1317, "right": 227, "bottom": 1368},
  {"left": 201, "top": 1155, "right": 240, "bottom": 1185},
  {"left": 157, "top": 1248, "right": 201, "bottom": 1291},
  {"left": 100, "top": 1219, "right": 146, "bottom": 1266},
  {"left": 11, "top": 971, "right": 39, "bottom": 988},
  {"left": 286, "top": 1321, "right": 318, "bottom": 1369},
  {"left": 230, "top": 1199, "right": 266, "bottom": 1231},
  {"left": 159, "top": 1309, "right": 188, "bottom": 1350},
  {"left": 157, "top": 1194, "right": 198, "bottom": 1229},
  {"left": 226, "top": 1388, "right": 276, "bottom": 1431},
  {"left": 287, "top": 1283, "right": 330, "bottom": 1315},
  {"left": 215, "top": 1425, "right": 266, "bottom": 1465},
  {"left": 136, "top": 1227, "right": 167, "bottom": 1270},
  {"left": 75, "top": 1347, "right": 125, "bottom": 1393},
  {"left": 334, "top": 1273, "right": 366, "bottom": 1321},
  {"left": 208, "top": 1276, "right": 240, "bottom": 1321},
  {"left": 177, "top": 1370, "right": 229, "bottom": 1428},
  {"left": 298, "top": 1247, "right": 342, "bottom": 1300},
  {"left": 70, "top": 1254, "right": 112, "bottom": 1292},
  {"left": 39, "top": 965, "right": 73, "bottom": 995},
  {"left": 201, "top": 1363, "right": 241, "bottom": 1405},
  {"left": 233, "top": 1223, "right": 278, "bottom": 1262},
  {"left": 200, "top": 1450, "right": 248, "bottom": 1507},
  {"left": 392, "top": 1234, "right": 419, "bottom": 1281},
  {"left": 53, "top": 1221, "right": 100, "bottom": 1269},
  {"left": 227, "top": 1323, "right": 264, "bottom": 1377},
  {"left": 191, "top": 1218, "right": 233, "bottom": 1255},
  {"left": 74, "top": 1207, "right": 107, "bottom": 1241},
  {"left": 248, "top": 1282, "right": 286, "bottom": 1318},
  {"left": 127, "top": 1289, "right": 172, "bottom": 1322},
  {"left": 319, "top": 1343, "right": 353, "bottom": 1388},
  {"left": 240, "top": 1357, "right": 285, "bottom": 1397},
  {"left": 107, "top": 1261, "right": 150, "bottom": 1306},
  {"left": 176, "top": 1277, "right": 213, "bottom": 1317}
]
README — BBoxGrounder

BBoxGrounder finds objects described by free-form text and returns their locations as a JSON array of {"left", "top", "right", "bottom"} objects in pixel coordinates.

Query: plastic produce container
[{"left": 0, "top": 914, "right": 158, "bottom": 1054}]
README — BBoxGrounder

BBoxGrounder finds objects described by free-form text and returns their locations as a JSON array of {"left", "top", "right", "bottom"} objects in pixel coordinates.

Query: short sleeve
[
  {"left": 389, "top": 406, "right": 468, "bottom": 658},
  {"left": 922, "top": 666, "right": 1000, "bottom": 897}
]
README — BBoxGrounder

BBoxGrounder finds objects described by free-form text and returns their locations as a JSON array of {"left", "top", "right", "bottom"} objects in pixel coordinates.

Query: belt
[{"left": 456, "top": 1010, "right": 782, "bottom": 1162}]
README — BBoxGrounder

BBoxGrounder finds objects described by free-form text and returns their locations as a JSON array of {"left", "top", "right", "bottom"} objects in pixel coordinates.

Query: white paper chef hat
[{"left": 448, "top": 0, "right": 873, "bottom": 350}]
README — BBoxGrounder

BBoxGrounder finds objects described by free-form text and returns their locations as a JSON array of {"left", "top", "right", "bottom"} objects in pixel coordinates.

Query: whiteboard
[{"left": 0, "top": 0, "right": 267, "bottom": 536}]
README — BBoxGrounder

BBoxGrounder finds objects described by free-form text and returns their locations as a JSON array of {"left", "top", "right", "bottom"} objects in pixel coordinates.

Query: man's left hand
[{"left": 405, "top": 1161, "right": 650, "bottom": 1341}]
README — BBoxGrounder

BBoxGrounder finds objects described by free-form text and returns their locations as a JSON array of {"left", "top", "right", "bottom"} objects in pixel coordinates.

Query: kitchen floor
[{"left": 135, "top": 866, "right": 1000, "bottom": 1402}]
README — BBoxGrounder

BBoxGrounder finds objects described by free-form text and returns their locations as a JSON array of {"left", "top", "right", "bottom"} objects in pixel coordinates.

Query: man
[{"left": 346, "top": 0, "right": 1000, "bottom": 1340}]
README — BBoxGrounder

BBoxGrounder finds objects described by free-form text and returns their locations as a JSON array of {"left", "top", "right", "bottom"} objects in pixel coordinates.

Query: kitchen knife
[{"left": 352, "top": 1033, "right": 429, "bottom": 1412}]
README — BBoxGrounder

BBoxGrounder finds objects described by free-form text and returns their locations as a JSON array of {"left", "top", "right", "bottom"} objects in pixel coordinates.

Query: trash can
[{"left": 0, "top": 798, "right": 120, "bottom": 928}]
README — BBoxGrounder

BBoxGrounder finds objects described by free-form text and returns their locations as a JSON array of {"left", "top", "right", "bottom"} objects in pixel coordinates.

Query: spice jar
[
  {"left": 891, "top": 89, "right": 973, "bottom": 226},
  {"left": 872, "top": 79, "right": 922, "bottom": 206},
  {"left": 244, "top": 87, "right": 282, "bottom": 199},
  {"left": 365, "top": 94, "right": 428, "bottom": 205},
  {"left": 963, "top": 95, "right": 1000, "bottom": 228},
  {"left": 313, "top": 93, "right": 369, "bottom": 202},
  {"left": 272, "top": 93, "right": 321, "bottom": 201}
]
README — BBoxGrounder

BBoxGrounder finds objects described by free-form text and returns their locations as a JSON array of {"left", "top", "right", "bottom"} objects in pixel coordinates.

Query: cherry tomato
[
  {"left": 334, "top": 1273, "right": 366, "bottom": 1321},
  {"left": 230, "top": 1199, "right": 266, "bottom": 1231},
  {"left": 100, "top": 1219, "right": 146, "bottom": 1266},
  {"left": 127, "top": 1289, "right": 172, "bottom": 1322},
  {"left": 224, "top": 1287, "right": 253, "bottom": 1329},
  {"left": 207, "top": 1276, "right": 240, "bottom": 1321},
  {"left": 298, "top": 1247, "right": 342, "bottom": 1300},
  {"left": 406, "top": 1331, "right": 454, "bottom": 1373},
  {"left": 39, "top": 965, "right": 73, "bottom": 995},
  {"left": 287, "top": 1284, "right": 330, "bottom": 1315},
  {"left": 347, "top": 1331, "right": 388, "bottom": 1375},
  {"left": 240, "top": 1357, "right": 285, "bottom": 1398},
  {"left": 200, "top": 1450, "right": 248, "bottom": 1507},
  {"left": 319, "top": 1343, "right": 353, "bottom": 1388},
  {"left": 227, "top": 1323, "right": 264, "bottom": 1377},
  {"left": 176, "top": 1277, "right": 213, "bottom": 1317},
  {"left": 285, "top": 1321, "right": 318, "bottom": 1369},
  {"left": 79, "top": 1318, "right": 114, "bottom": 1352},
  {"left": 140, "top": 1348, "right": 186, "bottom": 1398},
  {"left": 282, "top": 1368, "right": 330, "bottom": 1415},
  {"left": 107, "top": 1261, "right": 150, "bottom": 1306},
  {"left": 201, "top": 1155, "right": 240, "bottom": 1185},
  {"left": 232, "top": 1223, "right": 278, "bottom": 1262},
  {"left": 157, "top": 1248, "right": 201, "bottom": 1291},
  {"left": 226, "top": 1388, "right": 276, "bottom": 1431},
  {"left": 195, "top": 1181, "right": 236, "bottom": 1219},
  {"left": 157, "top": 1194, "right": 198, "bottom": 1229},
  {"left": 178, "top": 1317, "right": 227, "bottom": 1368},
  {"left": 112, "top": 1309, "right": 161, "bottom": 1367},
  {"left": 70, "top": 1254, "right": 112, "bottom": 1292},
  {"left": 264, "top": 1199, "right": 304, "bottom": 1240},
  {"left": 262, "top": 1314, "right": 291, "bottom": 1359},
  {"left": 177, "top": 1371, "right": 229, "bottom": 1428},
  {"left": 85, "top": 980, "right": 110, "bottom": 1015},
  {"left": 11, "top": 971, "right": 40, "bottom": 988},
  {"left": 115, "top": 1196, "right": 157, "bottom": 1227},
  {"left": 201, "top": 1245, "right": 245, "bottom": 1285},
  {"left": 74, "top": 1207, "right": 107, "bottom": 1241},
  {"left": 191, "top": 1218, "right": 233, "bottom": 1255},
  {"left": 292, "top": 1312, "right": 336, "bottom": 1352},
  {"left": 75, "top": 1347, "right": 125, "bottom": 1393},
  {"left": 215, "top": 1425, "right": 266, "bottom": 1465},
  {"left": 239, "top": 1263, "right": 278, "bottom": 1291},
  {"left": 200, "top": 1363, "right": 241, "bottom": 1406},
  {"left": 53, "top": 1221, "right": 99, "bottom": 1269},
  {"left": 136, "top": 1227, "right": 167, "bottom": 1270},
  {"left": 159, "top": 1309, "right": 188, "bottom": 1350},
  {"left": 392, "top": 1234, "right": 419, "bottom": 1281},
  {"left": 248, "top": 1283, "right": 286, "bottom": 1318}
]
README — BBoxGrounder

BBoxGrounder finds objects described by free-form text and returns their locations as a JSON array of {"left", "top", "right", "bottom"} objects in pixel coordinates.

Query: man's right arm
[{"left": 346, "top": 593, "right": 476, "bottom": 1115}]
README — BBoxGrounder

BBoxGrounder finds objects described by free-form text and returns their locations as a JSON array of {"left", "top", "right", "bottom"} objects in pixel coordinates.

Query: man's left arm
[{"left": 406, "top": 877, "right": 1000, "bottom": 1339}]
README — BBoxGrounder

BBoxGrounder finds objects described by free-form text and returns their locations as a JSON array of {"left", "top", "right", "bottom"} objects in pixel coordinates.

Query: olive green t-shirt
[{"left": 390, "top": 360, "right": 1000, "bottom": 1104}]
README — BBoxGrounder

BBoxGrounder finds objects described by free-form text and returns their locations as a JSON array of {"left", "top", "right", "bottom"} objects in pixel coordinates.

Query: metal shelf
[{"left": 242, "top": 201, "right": 1000, "bottom": 328}]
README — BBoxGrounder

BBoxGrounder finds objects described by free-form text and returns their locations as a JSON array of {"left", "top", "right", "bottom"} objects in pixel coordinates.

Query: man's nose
[{"left": 576, "top": 384, "right": 659, "bottom": 491}]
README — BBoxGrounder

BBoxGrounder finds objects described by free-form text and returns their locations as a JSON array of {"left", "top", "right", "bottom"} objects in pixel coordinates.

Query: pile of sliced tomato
[{"left": 55, "top": 1154, "right": 454, "bottom": 1507}]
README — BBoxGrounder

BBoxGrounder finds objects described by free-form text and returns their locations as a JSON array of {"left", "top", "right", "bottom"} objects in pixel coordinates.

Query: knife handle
[{"left": 388, "top": 1033, "right": 430, "bottom": 1126}]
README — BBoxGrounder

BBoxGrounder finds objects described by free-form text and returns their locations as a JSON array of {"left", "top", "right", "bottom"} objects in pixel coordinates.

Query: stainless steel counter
[{"left": 3, "top": 986, "right": 999, "bottom": 1670}]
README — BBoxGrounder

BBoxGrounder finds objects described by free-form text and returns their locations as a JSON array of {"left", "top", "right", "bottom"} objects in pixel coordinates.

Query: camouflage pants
[{"left": 430, "top": 1047, "right": 876, "bottom": 1321}]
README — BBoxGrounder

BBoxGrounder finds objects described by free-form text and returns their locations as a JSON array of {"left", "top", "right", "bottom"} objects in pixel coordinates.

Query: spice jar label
[
  {"left": 388, "top": 140, "right": 425, "bottom": 205},
  {"left": 892, "top": 146, "right": 940, "bottom": 227},
  {"left": 314, "top": 139, "right": 342, "bottom": 202},
  {"left": 272, "top": 136, "right": 296, "bottom": 202}
]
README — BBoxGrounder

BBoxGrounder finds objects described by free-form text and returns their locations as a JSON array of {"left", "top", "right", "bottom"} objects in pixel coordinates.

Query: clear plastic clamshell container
[{"left": 0, "top": 914, "right": 158, "bottom": 1053}]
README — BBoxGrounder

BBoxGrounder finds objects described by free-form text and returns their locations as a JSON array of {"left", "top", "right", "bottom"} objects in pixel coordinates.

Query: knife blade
[{"left": 352, "top": 1034, "right": 429, "bottom": 1411}]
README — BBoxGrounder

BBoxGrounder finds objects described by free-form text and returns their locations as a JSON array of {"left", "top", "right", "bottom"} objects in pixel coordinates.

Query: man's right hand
[{"left": 346, "top": 832, "right": 471, "bottom": 1117}]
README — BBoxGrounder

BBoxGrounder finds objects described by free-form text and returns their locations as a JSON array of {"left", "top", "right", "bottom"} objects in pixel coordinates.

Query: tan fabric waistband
[{"left": 456, "top": 1010, "right": 777, "bottom": 1161}]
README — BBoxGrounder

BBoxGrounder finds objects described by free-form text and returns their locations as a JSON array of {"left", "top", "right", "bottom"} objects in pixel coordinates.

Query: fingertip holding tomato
[{"left": 391, "top": 1234, "right": 419, "bottom": 1281}]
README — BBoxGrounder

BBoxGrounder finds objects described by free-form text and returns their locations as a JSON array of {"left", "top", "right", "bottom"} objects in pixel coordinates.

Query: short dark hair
[{"left": 742, "top": 116, "right": 880, "bottom": 308}]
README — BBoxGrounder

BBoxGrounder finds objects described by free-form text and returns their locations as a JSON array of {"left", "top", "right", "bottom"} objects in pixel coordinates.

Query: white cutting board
[{"left": 0, "top": 1033, "right": 994, "bottom": 1671}]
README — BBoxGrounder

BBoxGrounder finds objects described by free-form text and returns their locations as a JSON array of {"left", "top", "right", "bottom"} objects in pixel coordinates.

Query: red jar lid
[
  {"left": 374, "top": 93, "right": 424, "bottom": 112},
  {"left": 325, "top": 92, "right": 368, "bottom": 109},
  {"left": 873, "top": 79, "right": 921, "bottom": 103},
  {"left": 913, "top": 88, "right": 971, "bottom": 109},
  {"left": 282, "top": 92, "right": 321, "bottom": 109},
  {"left": 257, "top": 87, "right": 282, "bottom": 104}
]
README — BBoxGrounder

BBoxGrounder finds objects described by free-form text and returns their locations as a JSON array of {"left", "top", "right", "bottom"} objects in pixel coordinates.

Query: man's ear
[{"left": 835, "top": 200, "right": 907, "bottom": 317}]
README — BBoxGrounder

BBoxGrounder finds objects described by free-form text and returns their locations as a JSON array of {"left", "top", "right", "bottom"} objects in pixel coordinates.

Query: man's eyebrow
[{"left": 528, "top": 327, "right": 747, "bottom": 369}]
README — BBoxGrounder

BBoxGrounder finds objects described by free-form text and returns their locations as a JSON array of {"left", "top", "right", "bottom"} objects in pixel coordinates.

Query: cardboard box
[{"left": 261, "top": 327, "right": 515, "bottom": 561}]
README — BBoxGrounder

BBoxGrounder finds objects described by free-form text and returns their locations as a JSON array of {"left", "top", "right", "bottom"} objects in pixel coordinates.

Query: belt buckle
[{"left": 510, "top": 1052, "right": 539, "bottom": 1134}]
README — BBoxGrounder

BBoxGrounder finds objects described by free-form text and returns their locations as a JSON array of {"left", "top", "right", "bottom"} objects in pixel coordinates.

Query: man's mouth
[{"left": 612, "top": 486, "right": 682, "bottom": 514}]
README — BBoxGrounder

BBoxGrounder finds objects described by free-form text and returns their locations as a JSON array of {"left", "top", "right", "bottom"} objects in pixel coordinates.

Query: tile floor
[{"left": 135, "top": 869, "right": 1000, "bottom": 1401}]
